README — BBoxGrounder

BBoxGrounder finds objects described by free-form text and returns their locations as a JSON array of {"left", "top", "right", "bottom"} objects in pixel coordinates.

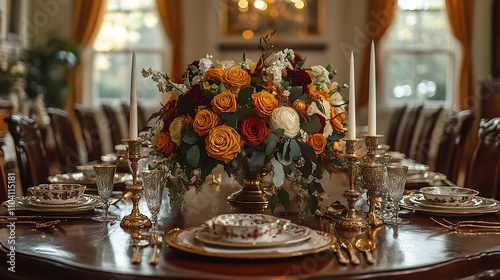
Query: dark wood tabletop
[{"left": 1, "top": 172, "right": 500, "bottom": 280}]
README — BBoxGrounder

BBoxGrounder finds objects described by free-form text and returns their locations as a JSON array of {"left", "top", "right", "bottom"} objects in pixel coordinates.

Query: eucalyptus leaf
[
  {"left": 271, "top": 157, "right": 285, "bottom": 187},
  {"left": 301, "top": 114, "right": 322, "bottom": 133},
  {"left": 288, "top": 86, "right": 303, "bottom": 102},
  {"left": 247, "top": 151, "right": 266, "bottom": 172},
  {"left": 278, "top": 188, "right": 290, "bottom": 211},
  {"left": 182, "top": 133, "right": 200, "bottom": 145},
  {"left": 237, "top": 87, "right": 255, "bottom": 105},
  {"left": 186, "top": 145, "right": 200, "bottom": 167},
  {"left": 236, "top": 106, "right": 254, "bottom": 119},
  {"left": 314, "top": 99, "right": 325, "bottom": 114},
  {"left": 289, "top": 139, "right": 301, "bottom": 159},
  {"left": 218, "top": 82, "right": 227, "bottom": 93},
  {"left": 268, "top": 194, "right": 279, "bottom": 213},
  {"left": 299, "top": 142, "right": 318, "bottom": 164},
  {"left": 220, "top": 112, "right": 238, "bottom": 128},
  {"left": 308, "top": 195, "right": 319, "bottom": 215},
  {"left": 263, "top": 133, "right": 278, "bottom": 155}
]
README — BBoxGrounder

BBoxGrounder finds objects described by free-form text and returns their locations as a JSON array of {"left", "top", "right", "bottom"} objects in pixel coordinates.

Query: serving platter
[
  {"left": 165, "top": 226, "right": 334, "bottom": 259},
  {"left": 194, "top": 223, "right": 311, "bottom": 248},
  {"left": 401, "top": 194, "right": 500, "bottom": 216}
]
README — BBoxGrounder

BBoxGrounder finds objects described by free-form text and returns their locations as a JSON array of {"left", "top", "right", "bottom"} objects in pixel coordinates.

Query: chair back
[
  {"left": 121, "top": 101, "right": 148, "bottom": 133},
  {"left": 386, "top": 105, "right": 407, "bottom": 151},
  {"left": 102, "top": 104, "right": 124, "bottom": 147},
  {"left": 47, "top": 107, "right": 81, "bottom": 173},
  {"left": 75, "top": 105, "right": 103, "bottom": 163},
  {"left": 464, "top": 117, "right": 500, "bottom": 199},
  {"left": 398, "top": 105, "right": 424, "bottom": 156},
  {"left": 434, "top": 110, "right": 475, "bottom": 183},
  {"left": 5, "top": 113, "right": 49, "bottom": 194},
  {"left": 412, "top": 107, "right": 443, "bottom": 164},
  {"left": 0, "top": 140, "right": 8, "bottom": 202}
]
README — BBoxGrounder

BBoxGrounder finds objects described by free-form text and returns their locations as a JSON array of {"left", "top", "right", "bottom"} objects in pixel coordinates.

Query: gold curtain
[
  {"left": 357, "top": 0, "right": 397, "bottom": 109},
  {"left": 71, "top": 0, "right": 107, "bottom": 107},
  {"left": 446, "top": 0, "right": 475, "bottom": 110},
  {"left": 156, "top": 0, "right": 184, "bottom": 81}
]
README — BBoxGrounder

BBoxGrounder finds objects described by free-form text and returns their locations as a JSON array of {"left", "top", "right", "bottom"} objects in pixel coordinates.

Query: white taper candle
[
  {"left": 129, "top": 51, "right": 138, "bottom": 140},
  {"left": 347, "top": 51, "right": 356, "bottom": 140},
  {"left": 368, "top": 41, "right": 377, "bottom": 136}
]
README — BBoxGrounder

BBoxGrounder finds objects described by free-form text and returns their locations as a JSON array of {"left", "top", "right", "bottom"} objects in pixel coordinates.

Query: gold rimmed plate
[
  {"left": 165, "top": 226, "right": 334, "bottom": 259},
  {"left": 194, "top": 223, "right": 311, "bottom": 248},
  {"left": 2, "top": 195, "right": 99, "bottom": 214},
  {"left": 408, "top": 193, "right": 496, "bottom": 209},
  {"left": 48, "top": 172, "right": 132, "bottom": 185},
  {"left": 23, "top": 194, "right": 100, "bottom": 208},
  {"left": 401, "top": 194, "right": 500, "bottom": 217}
]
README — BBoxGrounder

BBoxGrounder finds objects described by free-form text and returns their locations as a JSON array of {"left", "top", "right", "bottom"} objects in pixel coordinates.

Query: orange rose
[
  {"left": 193, "top": 109, "right": 222, "bottom": 136},
  {"left": 205, "top": 68, "right": 224, "bottom": 81},
  {"left": 330, "top": 107, "right": 345, "bottom": 133},
  {"left": 252, "top": 90, "right": 279, "bottom": 118},
  {"left": 205, "top": 125, "right": 244, "bottom": 162},
  {"left": 332, "top": 140, "right": 341, "bottom": 150},
  {"left": 156, "top": 132, "right": 176, "bottom": 154},
  {"left": 211, "top": 90, "right": 237, "bottom": 113},
  {"left": 292, "top": 99, "right": 307, "bottom": 113},
  {"left": 306, "top": 133, "right": 327, "bottom": 154},
  {"left": 221, "top": 66, "right": 251, "bottom": 88}
]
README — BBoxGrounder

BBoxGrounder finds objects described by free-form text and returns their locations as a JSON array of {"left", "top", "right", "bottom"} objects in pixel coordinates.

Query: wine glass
[
  {"left": 141, "top": 169, "right": 167, "bottom": 233},
  {"left": 385, "top": 165, "right": 409, "bottom": 225},
  {"left": 92, "top": 164, "right": 119, "bottom": 222}
]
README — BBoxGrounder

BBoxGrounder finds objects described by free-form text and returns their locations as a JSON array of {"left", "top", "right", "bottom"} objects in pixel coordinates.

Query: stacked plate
[
  {"left": 3, "top": 194, "right": 101, "bottom": 214},
  {"left": 400, "top": 193, "right": 500, "bottom": 216},
  {"left": 165, "top": 214, "right": 335, "bottom": 259}
]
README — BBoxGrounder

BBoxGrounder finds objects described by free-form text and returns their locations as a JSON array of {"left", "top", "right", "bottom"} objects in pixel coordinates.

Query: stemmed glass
[
  {"left": 141, "top": 169, "right": 167, "bottom": 233},
  {"left": 385, "top": 165, "right": 409, "bottom": 225},
  {"left": 92, "top": 164, "right": 119, "bottom": 222}
]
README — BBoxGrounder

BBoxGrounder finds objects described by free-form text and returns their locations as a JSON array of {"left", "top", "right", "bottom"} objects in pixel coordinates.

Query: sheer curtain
[
  {"left": 446, "top": 0, "right": 475, "bottom": 110},
  {"left": 357, "top": 0, "right": 397, "bottom": 109},
  {"left": 156, "top": 0, "right": 184, "bottom": 81}
]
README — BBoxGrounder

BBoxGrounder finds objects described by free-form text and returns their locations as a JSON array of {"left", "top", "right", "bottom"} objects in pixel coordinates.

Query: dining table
[{"left": 1, "top": 170, "right": 500, "bottom": 280}]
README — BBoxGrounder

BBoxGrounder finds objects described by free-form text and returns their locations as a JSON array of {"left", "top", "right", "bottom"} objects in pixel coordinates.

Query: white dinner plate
[
  {"left": 194, "top": 223, "right": 311, "bottom": 248},
  {"left": 400, "top": 194, "right": 500, "bottom": 217}
]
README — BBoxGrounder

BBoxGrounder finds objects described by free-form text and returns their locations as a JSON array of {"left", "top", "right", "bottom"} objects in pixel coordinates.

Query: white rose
[
  {"left": 270, "top": 107, "right": 300, "bottom": 138},
  {"left": 169, "top": 116, "right": 185, "bottom": 145}
]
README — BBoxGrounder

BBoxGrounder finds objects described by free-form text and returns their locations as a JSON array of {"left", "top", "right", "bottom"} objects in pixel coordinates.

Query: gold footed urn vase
[{"left": 227, "top": 169, "right": 271, "bottom": 205}]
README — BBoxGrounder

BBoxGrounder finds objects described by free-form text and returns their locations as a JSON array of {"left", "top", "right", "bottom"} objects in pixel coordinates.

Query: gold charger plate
[
  {"left": 165, "top": 227, "right": 334, "bottom": 259},
  {"left": 3, "top": 194, "right": 100, "bottom": 214},
  {"left": 48, "top": 172, "right": 133, "bottom": 185},
  {"left": 194, "top": 223, "right": 312, "bottom": 248},
  {"left": 401, "top": 194, "right": 500, "bottom": 217}
]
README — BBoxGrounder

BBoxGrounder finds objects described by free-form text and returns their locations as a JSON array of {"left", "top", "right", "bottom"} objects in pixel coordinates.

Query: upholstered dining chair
[
  {"left": 5, "top": 113, "right": 50, "bottom": 194},
  {"left": 434, "top": 110, "right": 475, "bottom": 184},
  {"left": 101, "top": 104, "right": 125, "bottom": 147},
  {"left": 411, "top": 107, "right": 443, "bottom": 165},
  {"left": 47, "top": 107, "right": 81, "bottom": 173},
  {"left": 0, "top": 140, "right": 8, "bottom": 202},
  {"left": 75, "top": 104, "right": 103, "bottom": 163},
  {"left": 386, "top": 105, "right": 407, "bottom": 151},
  {"left": 398, "top": 105, "right": 424, "bottom": 156},
  {"left": 463, "top": 117, "right": 500, "bottom": 200},
  {"left": 121, "top": 101, "right": 148, "bottom": 133}
]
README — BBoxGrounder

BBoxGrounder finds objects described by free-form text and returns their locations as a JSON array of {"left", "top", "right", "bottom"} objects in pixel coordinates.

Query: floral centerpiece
[
  {"left": 0, "top": 54, "right": 26, "bottom": 94},
  {"left": 143, "top": 34, "right": 348, "bottom": 216}
]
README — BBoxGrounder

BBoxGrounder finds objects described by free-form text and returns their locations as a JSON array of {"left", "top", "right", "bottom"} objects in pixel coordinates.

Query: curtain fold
[
  {"left": 156, "top": 0, "right": 184, "bottom": 81},
  {"left": 446, "top": 0, "right": 475, "bottom": 110},
  {"left": 72, "top": 0, "right": 107, "bottom": 107},
  {"left": 357, "top": 0, "right": 397, "bottom": 109}
]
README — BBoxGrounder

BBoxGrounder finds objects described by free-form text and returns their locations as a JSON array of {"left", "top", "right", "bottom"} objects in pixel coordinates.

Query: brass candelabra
[
  {"left": 335, "top": 138, "right": 369, "bottom": 232},
  {"left": 120, "top": 139, "right": 151, "bottom": 230}
]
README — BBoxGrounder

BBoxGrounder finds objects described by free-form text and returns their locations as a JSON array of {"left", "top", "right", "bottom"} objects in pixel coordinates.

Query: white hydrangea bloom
[
  {"left": 215, "top": 60, "right": 237, "bottom": 70},
  {"left": 199, "top": 54, "right": 213, "bottom": 74},
  {"left": 310, "top": 65, "right": 330, "bottom": 91}
]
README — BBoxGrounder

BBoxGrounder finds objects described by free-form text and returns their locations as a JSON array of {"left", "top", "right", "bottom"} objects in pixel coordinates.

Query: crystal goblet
[
  {"left": 141, "top": 169, "right": 167, "bottom": 233},
  {"left": 92, "top": 164, "right": 119, "bottom": 222},
  {"left": 385, "top": 165, "right": 409, "bottom": 225}
]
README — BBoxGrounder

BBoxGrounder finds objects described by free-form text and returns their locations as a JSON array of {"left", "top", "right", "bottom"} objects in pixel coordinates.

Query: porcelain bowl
[
  {"left": 28, "top": 184, "right": 87, "bottom": 204},
  {"left": 419, "top": 186, "right": 479, "bottom": 206},
  {"left": 205, "top": 214, "right": 290, "bottom": 243}
]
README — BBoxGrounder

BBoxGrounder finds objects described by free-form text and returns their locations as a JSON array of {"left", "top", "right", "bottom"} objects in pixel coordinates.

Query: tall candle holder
[
  {"left": 335, "top": 139, "right": 368, "bottom": 232},
  {"left": 360, "top": 134, "right": 384, "bottom": 227},
  {"left": 120, "top": 139, "right": 151, "bottom": 230}
]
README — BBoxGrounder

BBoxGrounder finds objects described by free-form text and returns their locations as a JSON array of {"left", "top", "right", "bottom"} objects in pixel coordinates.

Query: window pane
[
  {"left": 420, "top": 12, "right": 449, "bottom": 48},
  {"left": 388, "top": 54, "right": 416, "bottom": 101},
  {"left": 398, "top": 0, "right": 445, "bottom": 10},
  {"left": 386, "top": 11, "right": 417, "bottom": 48}
]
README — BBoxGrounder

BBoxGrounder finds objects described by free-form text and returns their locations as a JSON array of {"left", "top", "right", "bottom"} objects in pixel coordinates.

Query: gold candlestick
[
  {"left": 120, "top": 139, "right": 151, "bottom": 230},
  {"left": 335, "top": 139, "right": 369, "bottom": 232}
]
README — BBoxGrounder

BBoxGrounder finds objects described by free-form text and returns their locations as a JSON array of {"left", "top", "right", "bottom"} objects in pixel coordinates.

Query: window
[
  {"left": 382, "top": 0, "right": 455, "bottom": 107},
  {"left": 91, "top": 0, "right": 168, "bottom": 106}
]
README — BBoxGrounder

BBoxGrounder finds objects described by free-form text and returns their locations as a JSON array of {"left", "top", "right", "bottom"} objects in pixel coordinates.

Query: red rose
[{"left": 240, "top": 117, "right": 270, "bottom": 147}]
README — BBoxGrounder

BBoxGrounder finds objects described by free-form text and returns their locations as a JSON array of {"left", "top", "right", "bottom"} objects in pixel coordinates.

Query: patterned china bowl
[
  {"left": 419, "top": 186, "right": 479, "bottom": 206},
  {"left": 205, "top": 214, "right": 290, "bottom": 243},
  {"left": 28, "top": 184, "right": 87, "bottom": 204}
]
